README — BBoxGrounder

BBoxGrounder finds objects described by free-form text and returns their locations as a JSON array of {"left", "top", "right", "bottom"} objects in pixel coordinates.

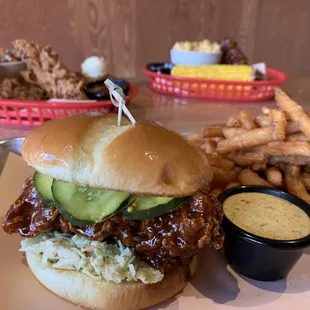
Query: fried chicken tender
[
  {"left": 0, "top": 78, "right": 47, "bottom": 101},
  {"left": 12, "top": 39, "right": 86, "bottom": 100}
]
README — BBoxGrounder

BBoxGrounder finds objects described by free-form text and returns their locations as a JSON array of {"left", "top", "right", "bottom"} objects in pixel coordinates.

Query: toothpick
[
  {"left": 118, "top": 100, "right": 123, "bottom": 126},
  {"left": 104, "top": 79, "right": 136, "bottom": 126}
]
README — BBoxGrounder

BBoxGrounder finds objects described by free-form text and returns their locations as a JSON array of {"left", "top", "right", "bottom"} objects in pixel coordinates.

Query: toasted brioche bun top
[{"left": 22, "top": 114, "right": 212, "bottom": 196}]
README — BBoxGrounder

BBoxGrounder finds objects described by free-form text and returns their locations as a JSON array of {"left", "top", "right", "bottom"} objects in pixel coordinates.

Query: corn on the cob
[{"left": 171, "top": 65, "right": 254, "bottom": 81}]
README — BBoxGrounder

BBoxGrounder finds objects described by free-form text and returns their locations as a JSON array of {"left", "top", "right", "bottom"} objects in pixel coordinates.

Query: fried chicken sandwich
[{"left": 2, "top": 113, "right": 224, "bottom": 310}]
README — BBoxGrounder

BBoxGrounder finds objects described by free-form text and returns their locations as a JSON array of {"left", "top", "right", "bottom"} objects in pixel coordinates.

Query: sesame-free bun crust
[
  {"left": 26, "top": 251, "right": 197, "bottom": 310},
  {"left": 22, "top": 114, "right": 212, "bottom": 196}
]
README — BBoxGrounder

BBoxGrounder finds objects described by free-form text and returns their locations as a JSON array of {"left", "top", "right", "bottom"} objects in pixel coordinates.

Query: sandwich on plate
[{"left": 2, "top": 113, "right": 224, "bottom": 310}]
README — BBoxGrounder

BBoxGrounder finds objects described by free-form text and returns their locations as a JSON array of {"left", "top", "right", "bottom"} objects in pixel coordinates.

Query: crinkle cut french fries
[{"left": 187, "top": 88, "right": 310, "bottom": 204}]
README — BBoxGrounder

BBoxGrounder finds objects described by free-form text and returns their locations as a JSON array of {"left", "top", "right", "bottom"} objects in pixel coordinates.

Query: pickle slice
[
  {"left": 33, "top": 171, "right": 54, "bottom": 202},
  {"left": 52, "top": 180, "right": 130, "bottom": 223},
  {"left": 123, "top": 196, "right": 189, "bottom": 220}
]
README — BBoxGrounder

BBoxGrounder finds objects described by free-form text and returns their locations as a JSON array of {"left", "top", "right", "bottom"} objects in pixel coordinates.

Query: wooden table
[{"left": 0, "top": 78, "right": 309, "bottom": 139}]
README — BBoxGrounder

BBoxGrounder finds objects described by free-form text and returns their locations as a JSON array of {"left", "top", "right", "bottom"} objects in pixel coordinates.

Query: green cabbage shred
[{"left": 20, "top": 232, "right": 163, "bottom": 284}]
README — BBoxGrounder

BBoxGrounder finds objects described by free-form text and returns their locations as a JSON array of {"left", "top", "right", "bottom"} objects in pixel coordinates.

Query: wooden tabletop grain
[{"left": 0, "top": 78, "right": 309, "bottom": 140}]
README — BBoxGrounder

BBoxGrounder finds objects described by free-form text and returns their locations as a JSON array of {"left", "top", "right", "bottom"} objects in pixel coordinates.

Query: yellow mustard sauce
[{"left": 223, "top": 192, "right": 310, "bottom": 240}]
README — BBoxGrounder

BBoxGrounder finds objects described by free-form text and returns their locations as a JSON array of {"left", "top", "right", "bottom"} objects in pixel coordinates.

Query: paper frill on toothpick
[{"left": 104, "top": 79, "right": 136, "bottom": 126}]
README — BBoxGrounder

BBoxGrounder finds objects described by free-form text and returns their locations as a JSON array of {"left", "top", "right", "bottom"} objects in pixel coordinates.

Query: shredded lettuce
[{"left": 20, "top": 232, "right": 163, "bottom": 284}]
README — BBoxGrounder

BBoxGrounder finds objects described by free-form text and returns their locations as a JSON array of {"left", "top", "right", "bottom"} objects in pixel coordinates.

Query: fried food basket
[
  {"left": 0, "top": 82, "right": 139, "bottom": 127},
  {"left": 143, "top": 67, "right": 288, "bottom": 101}
]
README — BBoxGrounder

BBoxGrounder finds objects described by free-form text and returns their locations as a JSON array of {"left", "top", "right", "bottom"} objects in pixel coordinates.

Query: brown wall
[{"left": 1, "top": 0, "right": 309, "bottom": 78}]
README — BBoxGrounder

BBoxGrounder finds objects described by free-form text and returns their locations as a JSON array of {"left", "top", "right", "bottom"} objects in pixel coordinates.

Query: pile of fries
[{"left": 187, "top": 88, "right": 310, "bottom": 203}]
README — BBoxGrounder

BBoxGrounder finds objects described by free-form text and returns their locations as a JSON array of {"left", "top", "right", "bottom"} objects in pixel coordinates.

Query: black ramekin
[
  {"left": 84, "top": 78, "right": 130, "bottom": 101},
  {"left": 218, "top": 186, "right": 310, "bottom": 282},
  {"left": 145, "top": 62, "right": 174, "bottom": 75}
]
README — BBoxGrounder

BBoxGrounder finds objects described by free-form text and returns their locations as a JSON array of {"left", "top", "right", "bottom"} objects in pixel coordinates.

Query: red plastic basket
[
  {"left": 143, "top": 67, "right": 288, "bottom": 101},
  {"left": 0, "top": 82, "right": 139, "bottom": 127}
]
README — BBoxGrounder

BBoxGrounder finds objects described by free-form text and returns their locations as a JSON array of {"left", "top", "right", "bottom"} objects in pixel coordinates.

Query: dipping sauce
[
  {"left": 87, "top": 82, "right": 110, "bottom": 95},
  {"left": 223, "top": 192, "right": 310, "bottom": 240},
  {"left": 84, "top": 79, "right": 130, "bottom": 100}
]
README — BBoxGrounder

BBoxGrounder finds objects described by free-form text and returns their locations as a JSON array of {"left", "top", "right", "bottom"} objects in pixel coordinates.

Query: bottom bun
[{"left": 26, "top": 251, "right": 197, "bottom": 310}]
